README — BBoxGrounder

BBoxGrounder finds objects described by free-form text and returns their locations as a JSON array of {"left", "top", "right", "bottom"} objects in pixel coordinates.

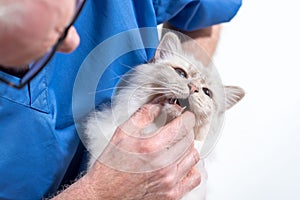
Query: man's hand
[{"left": 54, "top": 104, "right": 201, "bottom": 199}]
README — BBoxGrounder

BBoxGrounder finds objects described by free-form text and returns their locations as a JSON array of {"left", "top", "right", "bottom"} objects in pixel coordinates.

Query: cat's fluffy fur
[{"left": 83, "top": 32, "right": 244, "bottom": 199}]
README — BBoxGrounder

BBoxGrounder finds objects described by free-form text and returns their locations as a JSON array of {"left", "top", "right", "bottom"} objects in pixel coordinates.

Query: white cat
[{"left": 84, "top": 32, "right": 245, "bottom": 199}]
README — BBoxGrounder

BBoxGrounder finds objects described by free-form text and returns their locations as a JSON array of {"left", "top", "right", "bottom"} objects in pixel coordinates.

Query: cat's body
[{"left": 84, "top": 32, "right": 244, "bottom": 199}]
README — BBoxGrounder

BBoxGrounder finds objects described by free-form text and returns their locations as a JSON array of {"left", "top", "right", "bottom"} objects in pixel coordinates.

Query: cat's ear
[
  {"left": 154, "top": 32, "right": 182, "bottom": 60},
  {"left": 224, "top": 86, "right": 245, "bottom": 110}
]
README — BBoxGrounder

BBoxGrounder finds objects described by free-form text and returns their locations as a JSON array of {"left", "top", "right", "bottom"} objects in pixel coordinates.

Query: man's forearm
[{"left": 51, "top": 174, "right": 97, "bottom": 200}]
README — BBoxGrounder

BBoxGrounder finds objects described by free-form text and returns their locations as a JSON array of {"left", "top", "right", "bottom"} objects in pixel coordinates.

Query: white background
[{"left": 206, "top": 0, "right": 300, "bottom": 199}]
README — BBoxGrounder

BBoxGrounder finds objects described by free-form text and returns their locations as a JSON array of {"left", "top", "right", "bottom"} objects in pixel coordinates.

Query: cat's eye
[
  {"left": 174, "top": 68, "right": 187, "bottom": 78},
  {"left": 202, "top": 87, "right": 213, "bottom": 98}
]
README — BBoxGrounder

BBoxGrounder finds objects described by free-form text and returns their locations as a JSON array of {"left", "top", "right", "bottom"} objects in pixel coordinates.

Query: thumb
[{"left": 119, "top": 103, "right": 162, "bottom": 137}]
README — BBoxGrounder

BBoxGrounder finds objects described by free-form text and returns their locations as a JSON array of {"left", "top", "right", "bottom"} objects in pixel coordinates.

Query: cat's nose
[{"left": 188, "top": 83, "right": 199, "bottom": 94}]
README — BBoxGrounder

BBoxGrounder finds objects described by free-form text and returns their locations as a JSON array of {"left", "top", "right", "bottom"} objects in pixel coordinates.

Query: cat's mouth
[
  {"left": 168, "top": 98, "right": 184, "bottom": 110},
  {"left": 153, "top": 96, "right": 190, "bottom": 111},
  {"left": 177, "top": 98, "right": 190, "bottom": 110}
]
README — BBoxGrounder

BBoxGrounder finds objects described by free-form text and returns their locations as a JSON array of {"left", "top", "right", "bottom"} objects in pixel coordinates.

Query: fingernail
[
  {"left": 150, "top": 104, "right": 162, "bottom": 117},
  {"left": 193, "top": 149, "right": 200, "bottom": 163}
]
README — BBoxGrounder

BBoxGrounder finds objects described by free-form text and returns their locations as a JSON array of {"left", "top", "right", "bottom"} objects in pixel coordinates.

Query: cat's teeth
[{"left": 169, "top": 98, "right": 177, "bottom": 104}]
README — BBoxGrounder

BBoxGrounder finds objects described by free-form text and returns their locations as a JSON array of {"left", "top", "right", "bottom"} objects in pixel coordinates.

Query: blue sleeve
[{"left": 154, "top": 0, "right": 242, "bottom": 31}]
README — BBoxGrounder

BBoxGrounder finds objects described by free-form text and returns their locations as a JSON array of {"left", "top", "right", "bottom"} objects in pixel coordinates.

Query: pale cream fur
[{"left": 84, "top": 32, "right": 245, "bottom": 200}]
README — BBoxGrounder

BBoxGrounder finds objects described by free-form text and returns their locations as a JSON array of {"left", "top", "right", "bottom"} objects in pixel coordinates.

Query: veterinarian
[{"left": 0, "top": 0, "right": 242, "bottom": 199}]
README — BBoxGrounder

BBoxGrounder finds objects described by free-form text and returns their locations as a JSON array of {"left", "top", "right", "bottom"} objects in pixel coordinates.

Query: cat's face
[
  {"left": 147, "top": 32, "right": 245, "bottom": 140},
  {"left": 119, "top": 32, "right": 244, "bottom": 141}
]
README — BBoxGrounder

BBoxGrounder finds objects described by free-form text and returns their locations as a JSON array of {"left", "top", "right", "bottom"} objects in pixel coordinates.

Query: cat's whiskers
[
  {"left": 117, "top": 71, "right": 171, "bottom": 90},
  {"left": 118, "top": 62, "right": 154, "bottom": 76},
  {"left": 90, "top": 83, "right": 170, "bottom": 95},
  {"left": 119, "top": 63, "right": 173, "bottom": 86},
  {"left": 90, "top": 86, "right": 149, "bottom": 94},
  {"left": 135, "top": 85, "right": 170, "bottom": 94},
  {"left": 118, "top": 62, "right": 137, "bottom": 71},
  {"left": 103, "top": 62, "right": 137, "bottom": 82}
]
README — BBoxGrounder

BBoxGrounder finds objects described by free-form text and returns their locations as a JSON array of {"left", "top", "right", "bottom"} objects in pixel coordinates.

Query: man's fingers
[
  {"left": 107, "top": 104, "right": 162, "bottom": 153},
  {"left": 112, "top": 109, "right": 195, "bottom": 154},
  {"left": 142, "top": 111, "right": 196, "bottom": 151},
  {"left": 106, "top": 106, "right": 196, "bottom": 173},
  {"left": 177, "top": 146, "right": 200, "bottom": 178},
  {"left": 120, "top": 103, "right": 162, "bottom": 136},
  {"left": 176, "top": 167, "right": 201, "bottom": 199},
  {"left": 129, "top": 112, "right": 196, "bottom": 172}
]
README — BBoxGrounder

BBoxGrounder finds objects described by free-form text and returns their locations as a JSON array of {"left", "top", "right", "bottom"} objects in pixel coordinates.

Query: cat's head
[{"left": 150, "top": 32, "right": 245, "bottom": 140}]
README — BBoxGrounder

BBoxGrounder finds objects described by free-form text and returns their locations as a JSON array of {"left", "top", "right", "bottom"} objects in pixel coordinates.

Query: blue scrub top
[{"left": 0, "top": 0, "right": 241, "bottom": 199}]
